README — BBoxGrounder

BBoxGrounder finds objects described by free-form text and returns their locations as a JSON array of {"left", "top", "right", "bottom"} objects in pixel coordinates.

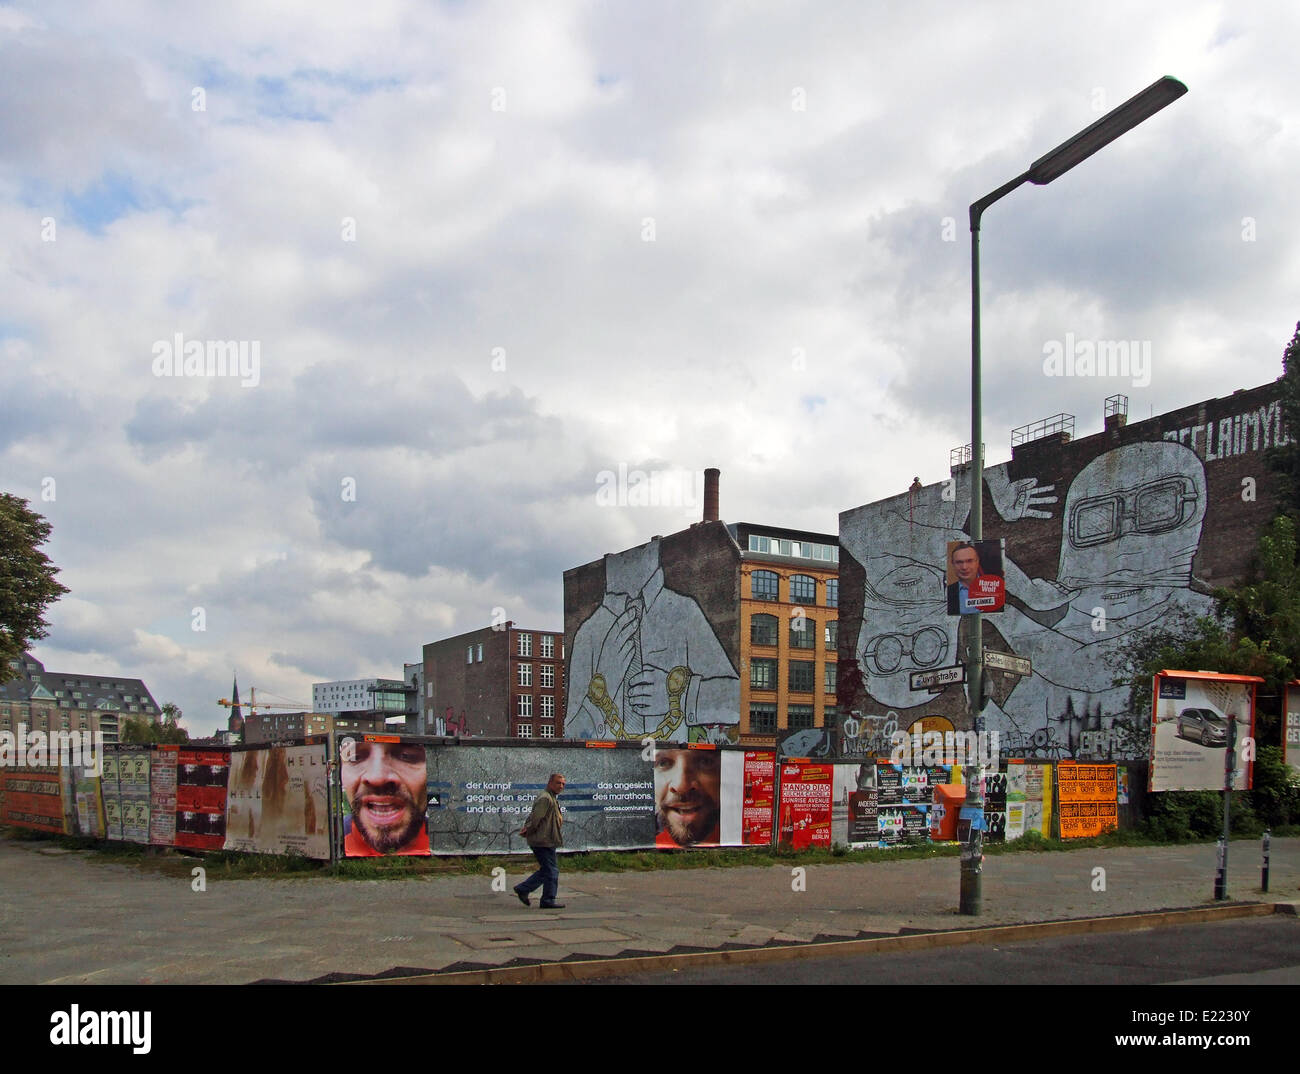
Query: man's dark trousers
[{"left": 519, "top": 845, "right": 559, "bottom": 904}]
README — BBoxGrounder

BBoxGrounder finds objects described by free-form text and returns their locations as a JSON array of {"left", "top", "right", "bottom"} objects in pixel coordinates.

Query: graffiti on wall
[
  {"left": 566, "top": 538, "right": 740, "bottom": 743},
  {"left": 842, "top": 441, "right": 1219, "bottom": 760}
]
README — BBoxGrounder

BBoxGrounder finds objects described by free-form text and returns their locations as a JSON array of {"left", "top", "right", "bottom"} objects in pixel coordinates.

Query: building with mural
[
  {"left": 837, "top": 381, "right": 1290, "bottom": 765},
  {"left": 563, "top": 470, "right": 839, "bottom": 745}
]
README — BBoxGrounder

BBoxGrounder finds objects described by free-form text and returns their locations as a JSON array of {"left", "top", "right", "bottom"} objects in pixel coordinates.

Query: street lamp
[{"left": 961, "top": 76, "right": 1187, "bottom": 916}]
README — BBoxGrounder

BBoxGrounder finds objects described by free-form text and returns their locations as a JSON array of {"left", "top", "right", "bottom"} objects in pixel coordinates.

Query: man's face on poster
[
  {"left": 951, "top": 546, "right": 980, "bottom": 585},
  {"left": 654, "top": 749, "right": 721, "bottom": 845},
  {"left": 343, "top": 741, "right": 428, "bottom": 853}
]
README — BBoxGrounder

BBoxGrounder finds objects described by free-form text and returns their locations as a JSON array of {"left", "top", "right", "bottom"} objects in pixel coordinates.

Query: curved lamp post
[{"left": 961, "top": 76, "right": 1187, "bottom": 916}]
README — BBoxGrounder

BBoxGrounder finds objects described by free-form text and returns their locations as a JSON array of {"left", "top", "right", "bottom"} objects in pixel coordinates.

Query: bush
[{"left": 1249, "top": 746, "right": 1300, "bottom": 828}]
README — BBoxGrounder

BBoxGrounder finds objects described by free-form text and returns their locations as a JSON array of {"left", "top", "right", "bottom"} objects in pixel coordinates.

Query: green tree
[
  {"left": 0, "top": 494, "right": 69, "bottom": 682},
  {"left": 120, "top": 706, "right": 190, "bottom": 745}
]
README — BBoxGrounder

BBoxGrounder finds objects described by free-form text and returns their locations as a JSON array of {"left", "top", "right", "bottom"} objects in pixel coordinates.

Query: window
[
  {"left": 517, "top": 694, "right": 533, "bottom": 717},
  {"left": 824, "top": 620, "right": 838, "bottom": 649},
  {"left": 787, "top": 704, "right": 815, "bottom": 730},
  {"left": 824, "top": 663, "right": 837, "bottom": 692},
  {"left": 518, "top": 664, "right": 532, "bottom": 687},
  {"left": 790, "top": 574, "right": 816, "bottom": 604},
  {"left": 826, "top": 578, "right": 839, "bottom": 608},
  {"left": 467, "top": 646, "right": 473, "bottom": 665},
  {"left": 789, "top": 661, "right": 815, "bottom": 693},
  {"left": 426, "top": 682, "right": 433, "bottom": 698},
  {"left": 790, "top": 616, "right": 816, "bottom": 649},
  {"left": 750, "top": 614, "right": 778, "bottom": 647},
  {"left": 750, "top": 703, "right": 777, "bottom": 734},
  {"left": 516, "top": 724, "right": 533, "bottom": 738},
  {"left": 518, "top": 634, "right": 532, "bottom": 657},
  {"left": 540, "top": 664, "right": 554, "bottom": 689},
  {"left": 752, "top": 570, "right": 779, "bottom": 601},
  {"left": 476, "top": 644, "right": 483, "bottom": 662},
  {"left": 750, "top": 658, "right": 778, "bottom": 691},
  {"left": 539, "top": 724, "right": 554, "bottom": 738},
  {"left": 540, "top": 695, "right": 555, "bottom": 719},
  {"left": 540, "top": 635, "right": 554, "bottom": 658}
]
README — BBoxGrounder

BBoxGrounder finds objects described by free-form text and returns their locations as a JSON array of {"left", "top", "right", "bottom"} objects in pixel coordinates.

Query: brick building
[
  {"left": 563, "top": 470, "right": 839, "bottom": 746},
  {"left": 0, "top": 653, "right": 161, "bottom": 745},
  {"left": 837, "top": 380, "right": 1290, "bottom": 763},
  {"left": 422, "top": 624, "right": 565, "bottom": 739}
]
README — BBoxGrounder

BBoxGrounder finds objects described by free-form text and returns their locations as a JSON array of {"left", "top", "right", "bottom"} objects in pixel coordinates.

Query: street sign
[
  {"left": 910, "top": 665, "right": 966, "bottom": 691},
  {"left": 984, "top": 650, "right": 1032, "bottom": 677}
]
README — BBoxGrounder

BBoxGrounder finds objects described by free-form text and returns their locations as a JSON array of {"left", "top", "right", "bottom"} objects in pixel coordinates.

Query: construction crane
[{"left": 216, "top": 687, "right": 310, "bottom": 718}]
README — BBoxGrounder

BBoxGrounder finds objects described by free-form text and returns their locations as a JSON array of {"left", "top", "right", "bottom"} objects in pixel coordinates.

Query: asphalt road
[{"left": 566, "top": 914, "right": 1300, "bottom": 985}]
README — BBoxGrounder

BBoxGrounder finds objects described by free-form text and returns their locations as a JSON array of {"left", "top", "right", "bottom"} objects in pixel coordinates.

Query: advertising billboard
[
  {"left": 1286, "top": 681, "right": 1300, "bottom": 780},
  {"left": 1149, "top": 671, "right": 1260, "bottom": 792},
  {"left": 225, "top": 740, "right": 329, "bottom": 859}
]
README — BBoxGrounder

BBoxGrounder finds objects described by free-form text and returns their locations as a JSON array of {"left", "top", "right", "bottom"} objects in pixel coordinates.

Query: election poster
[
  {"left": 1149, "top": 671, "right": 1259, "bottom": 792},
  {"left": 777, "top": 761, "right": 833, "bottom": 849},
  {"left": 1057, "top": 763, "right": 1118, "bottom": 838},
  {"left": 225, "top": 740, "right": 330, "bottom": 859},
  {"left": 423, "top": 740, "right": 658, "bottom": 854},
  {"left": 945, "top": 539, "right": 1006, "bottom": 616}
]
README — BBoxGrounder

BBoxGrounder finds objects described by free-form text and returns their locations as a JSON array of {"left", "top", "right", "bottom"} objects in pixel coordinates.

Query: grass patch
[{"left": 5, "top": 824, "right": 1294, "bottom": 881}]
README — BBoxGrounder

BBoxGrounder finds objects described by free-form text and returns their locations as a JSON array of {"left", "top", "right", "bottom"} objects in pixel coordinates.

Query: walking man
[{"left": 515, "top": 772, "right": 566, "bottom": 909}]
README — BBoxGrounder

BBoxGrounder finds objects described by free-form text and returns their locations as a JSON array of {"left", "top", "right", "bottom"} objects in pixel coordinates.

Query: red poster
[
  {"left": 742, "top": 752, "right": 776, "bottom": 845},
  {"left": 778, "top": 762, "right": 833, "bottom": 849}
]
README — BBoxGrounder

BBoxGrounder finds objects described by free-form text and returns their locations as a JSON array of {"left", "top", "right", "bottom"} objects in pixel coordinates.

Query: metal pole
[
  {"left": 1262, "top": 828, "right": 1271, "bottom": 893},
  {"left": 1215, "top": 715, "right": 1236, "bottom": 900}
]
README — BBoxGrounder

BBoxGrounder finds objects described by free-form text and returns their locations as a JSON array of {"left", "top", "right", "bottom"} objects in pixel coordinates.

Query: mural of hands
[
  {"left": 626, "top": 665, "right": 669, "bottom": 717},
  {"left": 595, "top": 605, "right": 640, "bottom": 690},
  {"left": 987, "top": 465, "right": 1057, "bottom": 522}
]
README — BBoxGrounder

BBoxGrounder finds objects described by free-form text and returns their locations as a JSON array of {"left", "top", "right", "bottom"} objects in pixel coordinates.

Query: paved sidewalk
[{"left": 1, "top": 835, "right": 1296, "bottom": 984}]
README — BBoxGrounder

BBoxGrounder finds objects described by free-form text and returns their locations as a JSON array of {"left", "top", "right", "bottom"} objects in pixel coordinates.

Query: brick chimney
[{"left": 703, "top": 468, "right": 720, "bottom": 522}]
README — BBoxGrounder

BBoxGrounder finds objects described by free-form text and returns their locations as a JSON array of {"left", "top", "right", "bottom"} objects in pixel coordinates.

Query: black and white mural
[
  {"left": 839, "top": 399, "right": 1284, "bottom": 762},
  {"left": 566, "top": 537, "right": 740, "bottom": 743}
]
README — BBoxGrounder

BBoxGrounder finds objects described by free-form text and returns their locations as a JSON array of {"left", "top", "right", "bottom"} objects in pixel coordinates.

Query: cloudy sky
[{"left": 3, "top": 1, "right": 1297, "bottom": 734}]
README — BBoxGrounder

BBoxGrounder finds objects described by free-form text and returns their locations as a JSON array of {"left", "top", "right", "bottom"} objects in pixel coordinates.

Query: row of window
[
  {"left": 515, "top": 724, "right": 556, "bottom": 738},
  {"left": 516, "top": 664, "right": 561, "bottom": 688},
  {"left": 750, "top": 572, "right": 838, "bottom": 607},
  {"left": 748, "top": 534, "right": 839, "bottom": 562},
  {"left": 750, "top": 659, "right": 837, "bottom": 693},
  {"left": 750, "top": 615, "right": 838, "bottom": 649},
  {"left": 748, "top": 703, "right": 834, "bottom": 733},
  {"left": 516, "top": 695, "right": 557, "bottom": 718},
  {"left": 517, "top": 634, "right": 560, "bottom": 658}
]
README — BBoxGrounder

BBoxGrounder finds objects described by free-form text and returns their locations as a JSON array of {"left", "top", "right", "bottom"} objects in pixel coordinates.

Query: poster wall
[
  {"left": 0, "top": 766, "right": 68, "bottom": 833},
  {"left": 1057, "top": 763, "right": 1118, "bottom": 838},
  {"left": 100, "top": 750, "right": 123, "bottom": 840},
  {"left": 877, "top": 762, "right": 950, "bottom": 847},
  {"left": 118, "top": 746, "right": 151, "bottom": 843},
  {"left": 1149, "top": 672, "right": 1258, "bottom": 792},
  {"left": 422, "top": 740, "right": 656, "bottom": 853},
  {"left": 777, "top": 762, "right": 833, "bottom": 849},
  {"left": 741, "top": 751, "right": 776, "bottom": 845},
  {"left": 831, "top": 762, "right": 877, "bottom": 849},
  {"left": 149, "top": 746, "right": 178, "bottom": 846},
  {"left": 175, "top": 748, "right": 230, "bottom": 851},
  {"left": 225, "top": 740, "right": 329, "bottom": 859},
  {"left": 1005, "top": 762, "right": 1052, "bottom": 840},
  {"left": 73, "top": 767, "right": 105, "bottom": 838}
]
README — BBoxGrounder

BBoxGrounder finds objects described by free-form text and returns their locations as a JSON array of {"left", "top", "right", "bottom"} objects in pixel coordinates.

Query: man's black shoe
[
  {"left": 539, "top": 902, "right": 566, "bottom": 909},
  {"left": 513, "top": 886, "right": 531, "bottom": 907}
]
